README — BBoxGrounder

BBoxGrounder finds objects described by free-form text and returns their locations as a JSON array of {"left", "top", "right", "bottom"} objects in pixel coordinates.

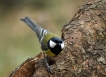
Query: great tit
[{"left": 20, "top": 17, "right": 64, "bottom": 73}]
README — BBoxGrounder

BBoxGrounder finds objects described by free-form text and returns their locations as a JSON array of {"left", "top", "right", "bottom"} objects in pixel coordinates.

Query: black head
[{"left": 48, "top": 37, "right": 64, "bottom": 56}]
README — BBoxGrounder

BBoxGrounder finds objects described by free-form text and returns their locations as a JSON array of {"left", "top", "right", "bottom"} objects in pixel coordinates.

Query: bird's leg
[{"left": 43, "top": 53, "right": 52, "bottom": 73}]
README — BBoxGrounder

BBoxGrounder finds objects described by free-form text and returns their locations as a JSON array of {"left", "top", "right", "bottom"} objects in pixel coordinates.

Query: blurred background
[{"left": 0, "top": 0, "right": 87, "bottom": 77}]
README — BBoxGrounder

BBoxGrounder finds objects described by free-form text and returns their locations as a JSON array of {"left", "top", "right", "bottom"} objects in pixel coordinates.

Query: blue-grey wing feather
[
  {"left": 20, "top": 17, "right": 49, "bottom": 50},
  {"left": 20, "top": 17, "right": 48, "bottom": 42}
]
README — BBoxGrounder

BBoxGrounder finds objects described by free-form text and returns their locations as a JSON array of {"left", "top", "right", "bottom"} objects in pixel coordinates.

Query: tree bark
[{"left": 8, "top": 0, "right": 106, "bottom": 77}]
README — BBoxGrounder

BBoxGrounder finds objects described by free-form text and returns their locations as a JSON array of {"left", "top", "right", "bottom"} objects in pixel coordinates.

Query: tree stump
[{"left": 8, "top": 0, "right": 106, "bottom": 77}]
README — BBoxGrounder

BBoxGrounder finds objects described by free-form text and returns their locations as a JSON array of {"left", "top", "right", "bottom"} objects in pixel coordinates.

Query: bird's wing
[{"left": 20, "top": 17, "right": 49, "bottom": 42}]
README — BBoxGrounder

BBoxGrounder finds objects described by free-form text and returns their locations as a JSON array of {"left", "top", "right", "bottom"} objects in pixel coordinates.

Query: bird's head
[{"left": 48, "top": 37, "right": 64, "bottom": 56}]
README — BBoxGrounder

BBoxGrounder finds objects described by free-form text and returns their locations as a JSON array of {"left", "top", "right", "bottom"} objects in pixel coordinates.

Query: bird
[{"left": 20, "top": 17, "right": 64, "bottom": 73}]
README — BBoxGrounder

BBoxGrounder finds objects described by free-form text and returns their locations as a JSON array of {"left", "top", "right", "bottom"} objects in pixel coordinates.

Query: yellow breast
[{"left": 44, "top": 49, "right": 55, "bottom": 56}]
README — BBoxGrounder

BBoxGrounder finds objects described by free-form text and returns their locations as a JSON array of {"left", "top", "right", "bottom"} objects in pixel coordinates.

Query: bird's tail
[{"left": 20, "top": 17, "right": 48, "bottom": 42}]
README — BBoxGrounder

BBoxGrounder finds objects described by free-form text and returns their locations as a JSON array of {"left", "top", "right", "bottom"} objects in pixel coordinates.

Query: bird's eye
[{"left": 49, "top": 40, "right": 56, "bottom": 48}]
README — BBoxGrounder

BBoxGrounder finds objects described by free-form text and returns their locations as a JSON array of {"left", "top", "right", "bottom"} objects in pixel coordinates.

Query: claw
[{"left": 43, "top": 54, "right": 52, "bottom": 73}]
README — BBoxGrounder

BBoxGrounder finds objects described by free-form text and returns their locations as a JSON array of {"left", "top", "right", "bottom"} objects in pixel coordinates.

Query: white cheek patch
[
  {"left": 61, "top": 42, "right": 64, "bottom": 49},
  {"left": 49, "top": 40, "right": 56, "bottom": 48}
]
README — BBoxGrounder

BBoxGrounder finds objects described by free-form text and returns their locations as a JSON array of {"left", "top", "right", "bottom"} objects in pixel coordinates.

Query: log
[{"left": 8, "top": 0, "right": 106, "bottom": 77}]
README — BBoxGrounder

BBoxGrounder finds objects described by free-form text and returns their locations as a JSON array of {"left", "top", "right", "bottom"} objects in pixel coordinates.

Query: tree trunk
[{"left": 8, "top": 0, "right": 106, "bottom": 77}]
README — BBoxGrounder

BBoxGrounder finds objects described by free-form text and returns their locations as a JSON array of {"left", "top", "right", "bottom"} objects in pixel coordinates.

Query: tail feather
[
  {"left": 20, "top": 17, "right": 48, "bottom": 42},
  {"left": 20, "top": 17, "right": 39, "bottom": 33}
]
